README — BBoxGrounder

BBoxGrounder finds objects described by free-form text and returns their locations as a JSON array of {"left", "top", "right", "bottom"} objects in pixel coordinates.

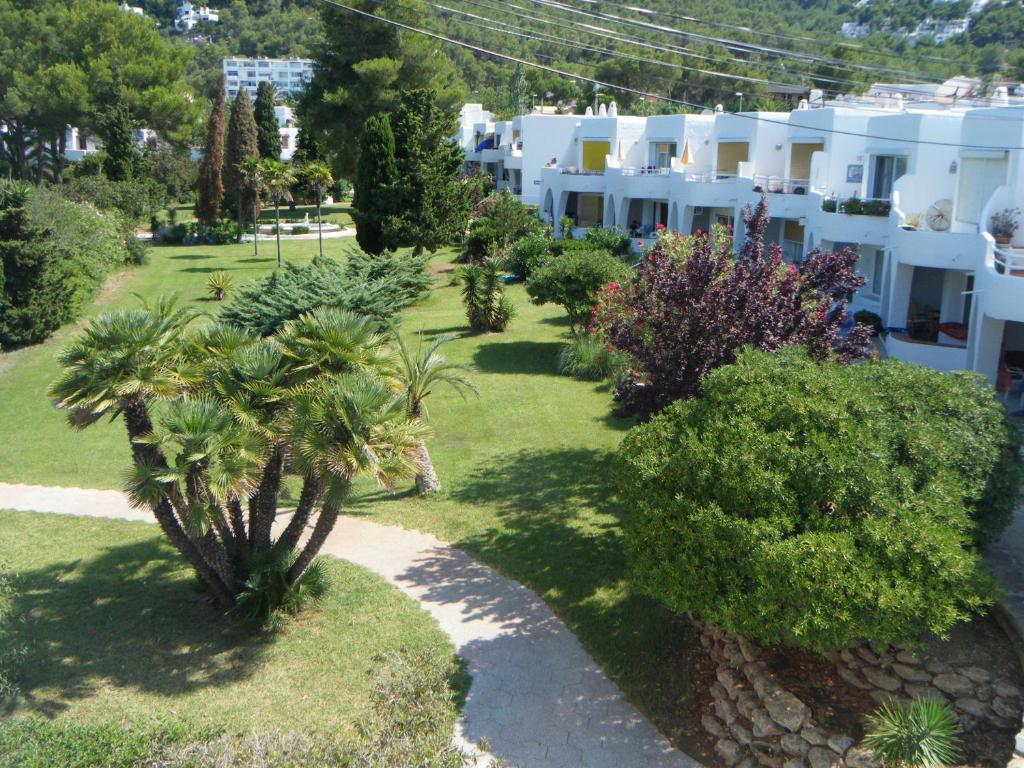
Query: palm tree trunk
[
  {"left": 316, "top": 195, "right": 323, "bottom": 258},
  {"left": 287, "top": 501, "right": 339, "bottom": 584},
  {"left": 249, "top": 445, "right": 284, "bottom": 551},
  {"left": 274, "top": 201, "right": 282, "bottom": 268},
  {"left": 414, "top": 441, "right": 441, "bottom": 494},
  {"left": 227, "top": 495, "right": 248, "bottom": 549},
  {"left": 253, "top": 197, "right": 259, "bottom": 257},
  {"left": 275, "top": 475, "right": 324, "bottom": 554}
]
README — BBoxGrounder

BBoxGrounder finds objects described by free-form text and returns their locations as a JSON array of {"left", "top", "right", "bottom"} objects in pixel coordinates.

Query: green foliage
[
  {"left": 526, "top": 248, "right": 631, "bottom": 333},
  {"left": 232, "top": 550, "right": 331, "bottom": 629},
  {"left": 60, "top": 175, "right": 166, "bottom": 224},
  {"left": 97, "top": 89, "right": 138, "bottom": 182},
  {"left": 558, "top": 333, "right": 627, "bottom": 381},
  {"left": 504, "top": 232, "right": 552, "bottom": 278},
  {"left": 0, "top": 721, "right": 200, "bottom": 768},
  {"left": 220, "top": 252, "right": 432, "bottom": 335},
  {"left": 207, "top": 271, "right": 232, "bottom": 301},
  {"left": 864, "top": 697, "right": 961, "bottom": 768},
  {"left": 185, "top": 220, "right": 240, "bottom": 246},
  {"left": 616, "top": 347, "right": 1020, "bottom": 651},
  {"left": 582, "top": 226, "right": 633, "bottom": 258},
  {"left": 254, "top": 82, "right": 281, "bottom": 161},
  {"left": 138, "top": 146, "right": 197, "bottom": 204},
  {"left": 196, "top": 78, "right": 227, "bottom": 227},
  {"left": 0, "top": 188, "right": 126, "bottom": 349},
  {"left": 462, "top": 191, "right": 544, "bottom": 263},
  {"left": 854, "top": 309, "right": 884, "bottom": 336},
  {"left": 459, "top": 260, "right": 514, "bottom": 333},
  {"left": 353, "top": 113, "right": 397, "bottom": 255},
  {"left": 558, "top": 215, "right": 575, "bottom": 239},
  {"left": 224, "top": 88, "right": 260, "bottom": 223},
  {"left": 0, "top": 565, "right": 22, "bottom": 701}
]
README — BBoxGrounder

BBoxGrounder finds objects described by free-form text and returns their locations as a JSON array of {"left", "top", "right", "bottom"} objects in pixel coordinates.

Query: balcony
[
  {"left": 751, "top": 175, "right": 809, "bottom": 195},
  {"left": 884, "top": 332, "right": 968, "bottom": 372},
  {"left": 682, "top": 171, "right": 736, "bottom": 183},
  {"left": 806, "top": 192, "right": 889, "bottom": 246},
  {"left": 621, "top": 166, "right": 671, "bottom": 177},
  {"left": 889, "top": 226, "right": 985, "bottom": 270},
  {"left": 560, "top": 167, "right": 604, "bottom": 176},
  {"left": 742, "top": 175, "right": 812, "bottom": 218},
  {"left": 994, "top": 246, "right": 1024, "bottom": 276}
]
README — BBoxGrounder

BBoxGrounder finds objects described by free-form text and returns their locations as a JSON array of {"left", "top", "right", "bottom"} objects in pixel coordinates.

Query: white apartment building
[
  {"left": 222, "top": 57, "right": 315, "bottom": 98},
  {"left": 174, "top": 1, "right": 218, "bottom": 32},
  {"left": 457, "top": 96, "right": 1024, "bottom": 397},
  {"left": 276, "top": 105, "right": 299, "bottom": 161}
]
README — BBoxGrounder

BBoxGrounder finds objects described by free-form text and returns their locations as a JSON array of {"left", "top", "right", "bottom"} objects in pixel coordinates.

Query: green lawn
[
  {"left": 0, "top": 241, "right": 702, "bottom": 752},
  {"left": 0, "top": 510, "right": 454, "bottom": 736}
]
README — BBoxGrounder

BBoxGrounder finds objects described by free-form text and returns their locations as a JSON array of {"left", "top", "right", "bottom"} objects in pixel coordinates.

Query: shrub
[
  {"left": 582, "top": 226, "right": 632, "bottom": 257},
  {"left": 527, "top": 248, "right": 631, "bottom": 333},
  {"left": 861, "top": 199, "right": 892, "bottom": 217},
  {"left": 156, "top": 223, "right": 189, "bottom": 245},
  {"left": 333, "top": 178, "right": 352, "bottom": 200},
  {"left": 0, "top": 565, "right": 22, "bottom": 701},
  {"left": 616, "top": 346, "right": 1019, "bottom": 652},
  {"left": 0, "top": 720, "right": 200, "bottom": 768},
  {"left": 462, "top": 191, "right": 543, "bottom": 263},
  {"left": 291, "top": 224, "right": 311, "bottom": 235},
  {"left": 840, "top": 196, "right": 863, "bottom": 215},
  {"left": 864, "top": 697, "right": 961, "bottom": 768},
  {"left": 459, "top": 260, "right": 514, "bottom": 333},
  {"left": 207, "top": 272, "right": 232, "bottom": 301},
  {"left": 220, "top": 252, "right": 432, "bottom": 335},
  {"left": 855, "top": 309, "right": 884, "bottom": 336},
  {"left": 822, "top": 196, "right": 838, "bottom": 213},
  {"left": 185, "top": 220, "right": 240, "bottom": 245},
  {"left": 558, "top": 215, "right": 575, "bottom": 239},
  {"left": 232, "top": 550, "right": 330, "bottom": 628},
  {"left": 0, "top": 187, "right": 126, "bottom": 348},
  {"left": 503, "top": 232, "right": 551, "bottom": 278},
  {"left": 60, "top": 174, "right": 166, "bottom": 225},
  {"left": 558, "top": 333, "right": 628, "bottom": 381}
]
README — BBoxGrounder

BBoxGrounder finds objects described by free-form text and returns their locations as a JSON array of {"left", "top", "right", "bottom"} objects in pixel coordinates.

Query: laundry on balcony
[{"left": 474, "top": 136, "right": 496, "bottom": 151}]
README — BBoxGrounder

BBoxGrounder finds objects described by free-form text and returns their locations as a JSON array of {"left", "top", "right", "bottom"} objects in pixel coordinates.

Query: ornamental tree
[
  {"left": 195, "top": 77, "right": 226, "bottom": 229},
  {"left": 596, "top": 198, "right": 871, "bottom": 415},
  {"left": 254, "top": 82, "right": 281, "bottom": 161},
  {"left": 224, "top": 88, "right": 259, "bottom": 230},
  {"left": 616, "top": 346, "right": 1021, "bottom": 652},
  {"left": 353, "top": 113, "right": 397, "bottom": 255},
  {"left": 526, "top": 248, "right": 631, "bottom": 334}
]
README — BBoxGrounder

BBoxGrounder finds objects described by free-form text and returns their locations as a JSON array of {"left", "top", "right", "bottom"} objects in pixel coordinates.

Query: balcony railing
[
  {"left": 995, "top": 246, "right": 1024, "bottom": 276},
  {"left": 821, "top": 196, "right": 891, "bottom": 217},
  {"left": 752, "top": 176, "right": 809, "bottom": 195},
  {"left": 621, "top": 166, "right": 671, "bottom": 177},
  {"left": 559, "top": 167, "right": 604, "bottom": 176},
  {"left": 682, "top": 171, "right": 736, "bottom": 183}
]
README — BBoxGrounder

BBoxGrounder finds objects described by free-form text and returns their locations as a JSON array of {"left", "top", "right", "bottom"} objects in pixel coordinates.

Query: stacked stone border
[{"left": 701, "top": 623, "right": 1024, "bottom": 768}]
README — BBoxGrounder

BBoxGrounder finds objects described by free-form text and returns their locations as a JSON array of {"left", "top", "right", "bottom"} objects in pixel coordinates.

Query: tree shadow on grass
[
  {"left": 4, "top": 537, "right": 270, "bottom": 719},
  {"left": 236, "top": 257, "right": 275, "bottom": 264},
  {"left": 472, "top": 341, "right": 565, "bottom": 375},
  {"left": 167, "top": 253, "right": 214, "bottom": 260}
]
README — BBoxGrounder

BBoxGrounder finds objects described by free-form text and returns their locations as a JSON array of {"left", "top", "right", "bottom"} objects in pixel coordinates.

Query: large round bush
[{"left": 616, "top": 347, "right": 1021, "bottom": 651}]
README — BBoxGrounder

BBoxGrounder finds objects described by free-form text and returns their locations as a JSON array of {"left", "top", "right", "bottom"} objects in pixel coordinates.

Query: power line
[{"left": 311, "top": 0, "right": 1024, "bottom": 150}]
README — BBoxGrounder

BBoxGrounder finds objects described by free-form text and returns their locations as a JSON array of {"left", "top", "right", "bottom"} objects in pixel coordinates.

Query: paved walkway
[{"left": 0, "top": 482, "right": 699, "bottom": 768}]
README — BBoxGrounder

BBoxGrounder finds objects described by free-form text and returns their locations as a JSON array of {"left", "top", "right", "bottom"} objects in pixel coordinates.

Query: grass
[
  {"left": 0, "top": 241, "right": 702, "bottom": 753},
  {"left": 0, "top": 509, "right": 455, "bottom": 736}
]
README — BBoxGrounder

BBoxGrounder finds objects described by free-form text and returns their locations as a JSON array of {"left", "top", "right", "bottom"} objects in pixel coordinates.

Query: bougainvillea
[{"left": 597, "top": 197, "right": 871, "bottom": 414}]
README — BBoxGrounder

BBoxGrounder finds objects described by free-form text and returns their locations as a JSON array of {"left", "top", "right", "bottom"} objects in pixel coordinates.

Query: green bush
[
  {"left": 526, "top": 247, "right": 631, "bottom": 333},
  {"left": 0, "top": 187, "right": 127, "bottom": 348},
  {"left": 855, "top": 309, "right": 884, "bottom": 336},
  {"left": 291, "top": 224, "right": 311, "bottom": 235},
  {"left": 0, "top": 565, "right": 22, "bottom": 700},
  {"left": 185, "top": 220, "right": 240, "bottom": 245},
  {"left": 582, "top": 226, "right": 632, "bottom": 257},
  {"left": 459, "top": 259, "right": 514, "bottom": 333},
  {"left": 840, "top": 197, "right": 863, "bottom": 215},
  {"left": 503, "top": 232, "right": 551, "bottom": 278},
  {"left": 60, "top": 174, "right": 166, "bottom": 225},
  {"left": 462, "top": 191, "right": 543, "bottom": 263},
  {"left": 864, "top": 697, "right": 961, "bottom": 768},
  {"left": 558, "top": 333, "right": 628, "bottom": 381},
  {"left": 616, "top": 347, "right": 1021, "bottom": 651},
  {"left": 220, "top": 252, "right": 432, "bottom": 335}
]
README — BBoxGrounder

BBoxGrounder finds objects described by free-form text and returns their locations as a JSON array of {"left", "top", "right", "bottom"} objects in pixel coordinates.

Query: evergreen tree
[
  {"left": 506, "top": 64, "right": 530, "bottom": 117},
  {"left": 254, "top": 82, "right": 281, "bottom": 161},
  {"left": 291, "top": 125, "right": 324, "bottom": 166},
  {"left": 224, "top": 88, "right": 259, "bottom": 229},
  {"left": 196, "top": 77, "right": 227, "bottom": 228},
  {"left": 98, "top": 90, "right": 138, "bottom": 182},
  {"left": 384, "top": 89, "right": 470, "bottom": 256},
  {"left": 353, "top": 113, "right": 397, "bottom": 255}
]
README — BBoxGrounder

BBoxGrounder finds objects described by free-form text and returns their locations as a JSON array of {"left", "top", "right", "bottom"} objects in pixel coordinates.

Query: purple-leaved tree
[{"left": 597, "top": 196, "right": 872, "bottom": 415}]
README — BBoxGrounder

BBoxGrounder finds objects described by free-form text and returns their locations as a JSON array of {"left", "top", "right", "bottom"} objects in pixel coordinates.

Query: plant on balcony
[
  {"left": 861, "top": 199, "right": 892, "bottom": 217},
  {"left": 903, "top": 212, "right": 922, "bottom": 230},
  {"left": 822, "top": 195, "right": 838, "bottom": 213},
  {"left": 990, "top": 207, "right": 1021, "bottom": 245},
  {"left": 615, "top": 345, "right": 1020, "bottom": 652},
  {"left": 793, "top": 186, "right": 806, "bottom": 195},
  {"left": 839, "top": 196, "right": 863, "bottom": 215}
]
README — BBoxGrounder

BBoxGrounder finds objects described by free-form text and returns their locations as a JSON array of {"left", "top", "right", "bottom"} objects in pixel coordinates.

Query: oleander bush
[
  {"left": 0, "top": 185, "right": 127, "bottom": 349},
  {"left": 616, "top": 346, "right": 1022, "bottom": 652},
  {"left": 220, "top": 251, "right": 432, "bottom": 335}
]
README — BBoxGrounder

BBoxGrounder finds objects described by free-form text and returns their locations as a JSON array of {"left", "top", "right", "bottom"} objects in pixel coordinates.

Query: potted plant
[
  {"left": 822, "top": 196, "right": 838, "bottom": 213},
  {"left": 990, "top": 207, "right": 1021, "bottom": 245},
  {"left": 840, "top": 196, "right": 863, "bottom": 215},
  {"left": 902, "top": 212, "right": 922, "bottom": 230}
]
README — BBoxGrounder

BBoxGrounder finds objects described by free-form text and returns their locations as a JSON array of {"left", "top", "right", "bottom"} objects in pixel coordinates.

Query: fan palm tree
[
  {"left": 237, "top": 155, "right": 265, "bottom": 257},
  {"left": 301, "top": 161, "right": 334, "bottom": 258},
  {"left": 392, "top": 330, "right": 478, "bottom": 493},
  {"left": 261, "top": 158, "right": 296, "bottom": 268}
]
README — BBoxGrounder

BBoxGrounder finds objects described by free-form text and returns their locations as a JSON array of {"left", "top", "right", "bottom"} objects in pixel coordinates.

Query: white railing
[
  {"left": 682, "top": 171, "right": 736, "bottom": 183},
  {"left": 994, "top": 246, "right": 1024, "bottom": 275},
  {"left": 621, "top": 166, "right": 671, "bottom": 177},
  {"left": 560, "top": 167, "right": 604, "bottom": 176},
  {"left": 752, "top": 175, "right": 810, "bottom": 195}
]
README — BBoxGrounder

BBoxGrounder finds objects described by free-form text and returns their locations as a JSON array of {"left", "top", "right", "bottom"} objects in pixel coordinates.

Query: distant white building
[
  {"left": 119, "top": 2, "right": 144, "bottom": 16},
  {"left": 174, "top": 1, "right": 219, "bottom": 32},
  {"left": 62, "top": 126, "right": 156, "bottom": 162},
  {"left": 277, "top": 106, "right": 299, "bottom": 161},
  {"left": 223, "top": 57, "right": 315, "bottom": 98},
  {"left": 840, "top": 21, "right": 871, "bottom": 39}
]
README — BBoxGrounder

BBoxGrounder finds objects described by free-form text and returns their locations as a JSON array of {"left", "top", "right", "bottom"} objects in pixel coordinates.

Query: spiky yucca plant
[
  {"left": 863, "top": 697, "right": 961, "bottom": 768},
  {"left": 207, "top": 271, "right": 232, "bottom": 301},
  {"left": 458, "top": 260, "right": 513, "bottom": 333}
]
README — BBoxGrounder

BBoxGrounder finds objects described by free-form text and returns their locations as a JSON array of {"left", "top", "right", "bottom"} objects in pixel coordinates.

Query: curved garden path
[{"left": 0, "top": 482, "right": 701, "bottom": 768}]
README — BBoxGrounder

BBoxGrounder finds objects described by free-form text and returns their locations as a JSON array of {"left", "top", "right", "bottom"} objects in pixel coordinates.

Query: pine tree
[
  {"left": 224, "top": 88, "right": 259, "bottom": 230},
  {"left": 385, "top": 89, "right": 470, "bottom": 256},
  {"left": 506, "top": 64, "right": 530, "bottom": 117},
  {"left": 98, "top": 89, "right": 137, "bottom": 182},
  {"left": 353, "top": 113, "right": 397, "bottom": 255},
  {"left": 291, "top": 125, "right": 324, "bottom": 166},
  {"left": 196, "top": 77, "right": 227, "bottom": 228},
  {"left": 254, "top": 82, "right": 281, "bottom": 161}
]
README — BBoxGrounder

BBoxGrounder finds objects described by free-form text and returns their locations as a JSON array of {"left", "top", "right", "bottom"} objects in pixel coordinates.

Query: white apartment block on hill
[
  {"left": 457, "top": 95, "right": 1024, "bottom": 399},
  {"left": 223, "top": 57, "right": 314, "bottom": 98},
  {"left": 174, "top": 1, "right": 218, "bottom": 32}
]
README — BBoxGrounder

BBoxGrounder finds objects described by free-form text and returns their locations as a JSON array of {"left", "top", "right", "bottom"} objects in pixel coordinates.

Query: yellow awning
[{"left": 680, "top": 140, "right": 693, "bottom": 165}]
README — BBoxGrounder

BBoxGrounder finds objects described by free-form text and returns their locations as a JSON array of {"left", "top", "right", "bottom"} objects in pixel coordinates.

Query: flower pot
[{"left": 995, "top": 234, "right": 1013, "bottom": 246}]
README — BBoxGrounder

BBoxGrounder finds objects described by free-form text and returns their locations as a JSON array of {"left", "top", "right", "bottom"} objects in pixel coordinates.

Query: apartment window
[
  {"left": 649, "top": 141, "right": 677, "bottom": 168},
  {"left": 246, "top": 70, "right": 256, "bottom": 78},
  {"left": 258, "top": 61, "right": 270, "bottom": 68},
  {"left": 282, "top": 134, "right": 290, "bottom": 149},
  {"left": 869, "top": 249, "right": 885, "bottom": 297},
  {"left": 581, "top": 140, "right": 610, "bottom": 172},
  {"left": 870, "top": 155, "right": 907, "bottom": 200},
  {"left": 955, "top": 157, "right": 1008, "bottom": 226},
  {"left": 716, "top": 141, "right": 749, "bottom": 174}
]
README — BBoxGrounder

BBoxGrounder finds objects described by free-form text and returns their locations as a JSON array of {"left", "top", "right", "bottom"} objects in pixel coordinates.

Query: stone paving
[{"left": 0, "top": 482, "right": 700, "bottom": 768}]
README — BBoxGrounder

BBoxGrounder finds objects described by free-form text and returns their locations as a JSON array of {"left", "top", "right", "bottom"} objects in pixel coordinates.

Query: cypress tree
[
  {"left": 98, "top": 90, "right": 137, "bottom": 182},
  {"left": 196, "top": 76, "right": 227, "bottom": 228},
  {"left": 224, "top": 88, "right": 259, "bottom": 228},
  {"left": 291, "top": 125, "right": 323, "bottom": 166},
  {"left": 254, "top": 82, "right": 281, "bottom": 161},
  {"left": 353, "top": 113, "right": 397, "bottom": 255}
]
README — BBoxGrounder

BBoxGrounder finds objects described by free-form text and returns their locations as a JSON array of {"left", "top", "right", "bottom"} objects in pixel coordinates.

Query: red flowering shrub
[{"left": 597, "top": 197, "right": 871, "bottom": 415}]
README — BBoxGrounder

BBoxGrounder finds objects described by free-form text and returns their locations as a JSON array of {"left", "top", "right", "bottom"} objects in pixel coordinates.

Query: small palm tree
[
  {"left": 302, "top": 161, "right": 334, "bottom": 259},
  {"left": 261, "top": 158, "right": 296, "bottom": 268},
  {"left": 863, "top": 697, "right": 961, "bottom": 768},
  {"left": 392, "top": 330, "right": 478, "bottom": 493},
  {"left": 237, "top": 155, "right": 265, "bottom": 258},
  {"left": 207, "top": 271, "right": 232, "bottom": 301}
]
